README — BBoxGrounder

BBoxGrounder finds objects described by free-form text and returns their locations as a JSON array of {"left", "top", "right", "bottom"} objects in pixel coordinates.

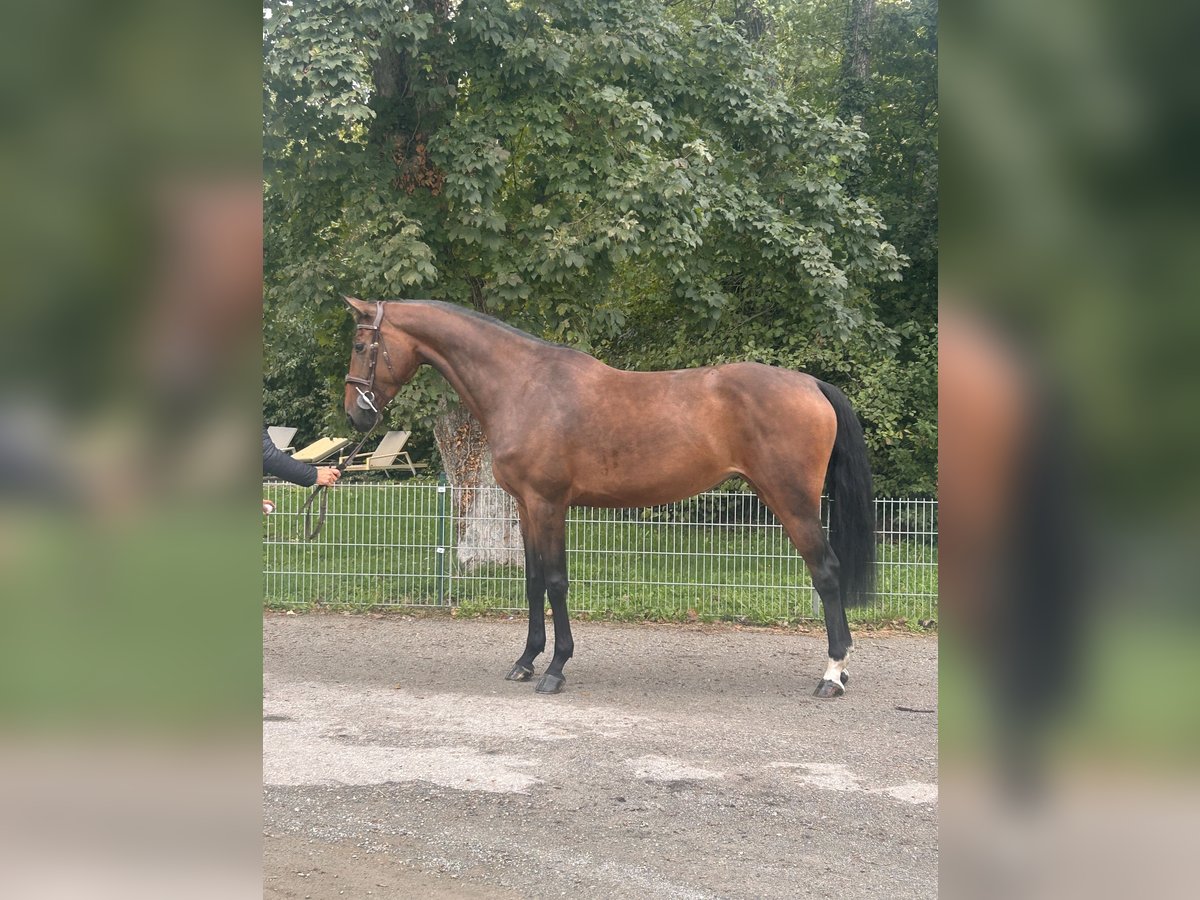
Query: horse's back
[{"left": 506, "top": 358, "right": 836, "bottom": 507}]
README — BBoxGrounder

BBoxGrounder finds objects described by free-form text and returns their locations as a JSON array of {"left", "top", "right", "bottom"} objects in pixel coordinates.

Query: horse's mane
[{"left": 399, "top": 299, "right": 579, "bottom": 353}]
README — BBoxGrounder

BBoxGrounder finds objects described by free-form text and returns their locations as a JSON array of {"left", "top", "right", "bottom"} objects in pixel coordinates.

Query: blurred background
[
  {"left": 0, "top": 2, "right": 262, "bottom": 897},
  {"left": 2, "top": 0, "right": 1199, "bottom": 897},
  {"left": 941, "top": 0, "right": 1200, "bottom": 896}
]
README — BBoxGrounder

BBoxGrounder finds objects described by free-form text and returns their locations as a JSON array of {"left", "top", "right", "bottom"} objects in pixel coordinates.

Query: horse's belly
[{"left": 569, "top": 462, "right": 734, "bottom": 509}]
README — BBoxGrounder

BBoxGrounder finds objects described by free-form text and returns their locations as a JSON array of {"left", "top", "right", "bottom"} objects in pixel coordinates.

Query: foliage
[
  {"left": 262, "top": 0, "right": 902, "bottom": 458},
  {"left": 767, "top": 0, "right": 938, "bottom": 491},
  {"left": 599, "top": 279, "right": 936, "bottom": 495}
]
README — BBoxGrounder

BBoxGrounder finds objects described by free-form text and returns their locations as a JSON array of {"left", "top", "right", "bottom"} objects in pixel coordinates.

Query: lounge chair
[
  {"left": 291, "top": 436, "right": 352, "bottom": 464},
  {"left": 341, "top": 430, "right": 421, "bottom": 476},
  {"left": 266, "top": 425, "right": 298, "bottom": 454}
]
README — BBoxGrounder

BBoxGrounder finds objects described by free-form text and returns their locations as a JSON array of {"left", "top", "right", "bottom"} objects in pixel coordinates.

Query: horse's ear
[{"left": 343, "top": 296, "right": 370, "bottom": 316}]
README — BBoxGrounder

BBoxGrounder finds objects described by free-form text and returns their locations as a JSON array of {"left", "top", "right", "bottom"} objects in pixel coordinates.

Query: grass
[
  {"left": 940, "top": 620, "right": 1200, "bottom": 767},
  {"left": 263, "top": 482, "right": 937, "bottom": 627}
]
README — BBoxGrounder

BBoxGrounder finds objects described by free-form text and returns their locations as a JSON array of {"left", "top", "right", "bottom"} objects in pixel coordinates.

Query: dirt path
[{"left": 264, "top": 612, "right": 937, "bottom": 899}]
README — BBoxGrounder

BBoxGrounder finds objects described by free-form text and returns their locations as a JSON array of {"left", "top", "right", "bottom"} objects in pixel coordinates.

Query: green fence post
[{"left": 435, "top": 473, "right": 448, "bottom": 605}]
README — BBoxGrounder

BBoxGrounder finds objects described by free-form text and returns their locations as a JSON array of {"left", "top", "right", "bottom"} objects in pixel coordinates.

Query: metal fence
[{"left": 263, "top": 481, "right": 937, "bottom": 623}]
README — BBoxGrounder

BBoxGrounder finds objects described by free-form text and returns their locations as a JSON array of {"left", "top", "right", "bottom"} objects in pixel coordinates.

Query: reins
[
  {"left": 297, "top": 420, "right": 378, "bottom": 540},
  {"left": 299, "top": 302, "right": 391, "bottom": 541}
]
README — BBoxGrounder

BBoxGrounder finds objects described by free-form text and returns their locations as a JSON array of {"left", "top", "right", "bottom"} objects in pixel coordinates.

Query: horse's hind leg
[
  {"left": 759, "top": 490, "right": 852, "bottom": 698},
  {"left": 808, "top": 533, "right": 853, "bottom": 699}
]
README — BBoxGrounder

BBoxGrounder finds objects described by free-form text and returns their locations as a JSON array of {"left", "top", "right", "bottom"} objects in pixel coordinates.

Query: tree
[
  {"left": 839, "top": 0, "right": 877, "bottom": 123},
  {"left": 263, "top": 0, "right": 905, "bottom": 564},
  {"left": 767, "top": 0, "right": 938, "bottom": 492}
]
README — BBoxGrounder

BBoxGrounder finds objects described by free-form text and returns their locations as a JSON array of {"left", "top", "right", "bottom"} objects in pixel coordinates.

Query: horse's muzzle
[{"left": 346, "top": 408, "right": 375, "bottom": 433}]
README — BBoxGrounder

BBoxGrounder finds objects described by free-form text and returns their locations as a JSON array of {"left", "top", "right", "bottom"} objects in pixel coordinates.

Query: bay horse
[{"left": 342, "top": 298, "right": 876, "bottom": 698}]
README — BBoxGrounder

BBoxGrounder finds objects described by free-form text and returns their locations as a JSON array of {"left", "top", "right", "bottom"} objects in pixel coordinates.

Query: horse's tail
[{"left": 816, "top": 380, "right": 877, "bottom": 608}]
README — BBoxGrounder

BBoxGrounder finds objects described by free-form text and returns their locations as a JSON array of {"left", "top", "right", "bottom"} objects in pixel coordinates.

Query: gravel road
[{"left": 263, "top": 612, "right": 937, "bottom": 899}]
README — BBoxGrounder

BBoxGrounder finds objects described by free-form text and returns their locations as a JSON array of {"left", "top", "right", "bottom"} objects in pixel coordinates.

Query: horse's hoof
[
  {"left": 840, "top": 671, "right": 849, "bottom": 686},
  {"left": 535, "top": 672, "right": 566, "bottom": 694},
  {"left": 813, "top": 678, "right": 845, "bottom": 699},
  {"left": 505, "top": 663, "right": 534, "bottom": 682}
]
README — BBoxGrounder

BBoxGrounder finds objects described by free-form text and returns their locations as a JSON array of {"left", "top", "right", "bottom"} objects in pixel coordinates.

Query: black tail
[{"left": 816, "top": 381, "right": 876, "bottom": 607}]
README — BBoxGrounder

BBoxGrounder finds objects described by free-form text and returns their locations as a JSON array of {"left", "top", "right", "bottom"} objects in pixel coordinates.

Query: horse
[
  {"left": 939, "top": 306, "right": 1083, "bottom": 788},
  {"left": 341, "top": 297, "right": 876, "bottom": 698}
]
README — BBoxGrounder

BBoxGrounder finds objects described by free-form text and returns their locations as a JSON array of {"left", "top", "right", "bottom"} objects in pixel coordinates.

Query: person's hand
[{"left": 315, "top": 466, "right": 341, "bottom": 487}]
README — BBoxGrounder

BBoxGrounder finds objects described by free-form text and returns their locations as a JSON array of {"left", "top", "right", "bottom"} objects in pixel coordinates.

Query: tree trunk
[
  {"left": 838, "top": 0, "right": 877, "bottom": 197},
  {"left": 839, "top": 0, "right": 877, "bottom": 123},
  {"left": 432, "top": 400, "right": 524, "bottom": 570},
  {"left": 731, "top": 0, "right": 773, "bottom": 44},
  {"left": 368, "top": 0, "right": 453, "bottom": 196},
  {"left": 370, "top": 0, "right": 517, "bottom": 570}
]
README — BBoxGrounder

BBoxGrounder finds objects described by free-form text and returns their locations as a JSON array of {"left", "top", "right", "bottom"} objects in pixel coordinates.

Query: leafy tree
[
  {"left": 595, "top": 1, "right": 937, "bottom": 494},
  {"left": 841, "top": 0, "right": 937, "bottom": 492},
  {"left": 264, "top": 0, "right": 909, "bottom": 558},
  {"left": 771, "top": 0, "right": 938, "bottom": 491}
]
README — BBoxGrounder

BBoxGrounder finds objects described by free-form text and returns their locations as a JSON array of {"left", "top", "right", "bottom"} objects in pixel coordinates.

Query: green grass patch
[
  {"left": 263, "top": 483, "right": 937, "bottom": 626},
  {"left": 941, "top": 621, "right": 1200, "bottom": 767}
]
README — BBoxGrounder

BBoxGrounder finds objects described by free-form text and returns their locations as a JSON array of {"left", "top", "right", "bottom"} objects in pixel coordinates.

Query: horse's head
[{"left": 342, "top": 297, "right": 422, "bottom": 432}]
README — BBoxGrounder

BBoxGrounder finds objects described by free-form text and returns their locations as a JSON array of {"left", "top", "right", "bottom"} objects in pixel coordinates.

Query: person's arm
[{"left": 263, "top": 429, "right": 318, "bottom": 487}]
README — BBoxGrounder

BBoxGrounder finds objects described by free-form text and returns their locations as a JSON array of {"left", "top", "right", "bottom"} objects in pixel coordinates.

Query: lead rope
[{"left": 299, "top": 395, "right": 381, "bottom": 541}]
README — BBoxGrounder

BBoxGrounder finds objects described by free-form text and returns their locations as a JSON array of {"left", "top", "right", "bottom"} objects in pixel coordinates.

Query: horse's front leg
[
  {"left": 506, "top": 505, "right": 546, "bottom": 682},
  {"left": 523, "top": 498, "right": 572, "bottom": 694},
  {"left": 536, "top": 539, "right": 572, "bottom": 694}
]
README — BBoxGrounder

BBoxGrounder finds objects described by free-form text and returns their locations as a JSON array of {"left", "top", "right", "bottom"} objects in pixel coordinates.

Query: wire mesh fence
[{"left": 263, "top": 481, "right": 937, "bottom": 623}]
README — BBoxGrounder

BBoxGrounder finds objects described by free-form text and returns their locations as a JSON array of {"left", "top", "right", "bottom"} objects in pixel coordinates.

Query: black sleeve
[{"left": 263, "top": 429, "right": 318, "bottom": 487}]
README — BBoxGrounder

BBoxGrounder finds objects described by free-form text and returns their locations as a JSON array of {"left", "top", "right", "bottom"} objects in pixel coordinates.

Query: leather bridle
[
  {"left": 299, "top": 302, "right": 395, "bottom": 540},
  {"left": 344, "top": 301, "right": 392, "bottom": 416}
]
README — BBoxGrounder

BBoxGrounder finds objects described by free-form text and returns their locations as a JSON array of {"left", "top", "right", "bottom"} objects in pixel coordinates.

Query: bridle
[
  {"left": 344, "top": 300, "right": 392, "bottom": 416},
  {"left": 299, "top": 302, "right": 395, "bottom": 540}
]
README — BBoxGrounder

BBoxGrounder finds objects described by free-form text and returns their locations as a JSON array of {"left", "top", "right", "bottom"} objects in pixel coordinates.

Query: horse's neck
[{"left": 398, "top": 304, "right": 533, "bottom": 427}]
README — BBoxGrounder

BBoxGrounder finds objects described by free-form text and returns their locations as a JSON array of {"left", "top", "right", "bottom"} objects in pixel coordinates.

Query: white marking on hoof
[{"left": 822, "top": 654, "right": 849, "bottom": 686}]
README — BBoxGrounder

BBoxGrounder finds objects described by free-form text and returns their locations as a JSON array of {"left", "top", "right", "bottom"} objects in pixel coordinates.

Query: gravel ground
[{"left": 263, "top": 612, "right": 938, "bottom": 899}]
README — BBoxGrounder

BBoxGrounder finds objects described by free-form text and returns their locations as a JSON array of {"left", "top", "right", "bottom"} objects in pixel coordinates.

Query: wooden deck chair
[
  {"left": 267, "top": 425, "right": 298, "bottom": 454},
  {"left": 341, "top": 430, "right": 418, "bottom": 475},
  {"left": 291, "top": 436, "right": 351, "bottom": 464}
]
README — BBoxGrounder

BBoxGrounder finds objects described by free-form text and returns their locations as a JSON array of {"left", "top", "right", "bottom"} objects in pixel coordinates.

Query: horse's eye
[{"left": 354, "top": 342, "right": 365, "bottom": 353}]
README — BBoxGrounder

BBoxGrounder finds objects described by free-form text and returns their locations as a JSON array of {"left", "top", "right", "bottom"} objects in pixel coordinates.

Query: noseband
[{"left": 345, "top": 301, "right": 390, "bottom": 414}]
